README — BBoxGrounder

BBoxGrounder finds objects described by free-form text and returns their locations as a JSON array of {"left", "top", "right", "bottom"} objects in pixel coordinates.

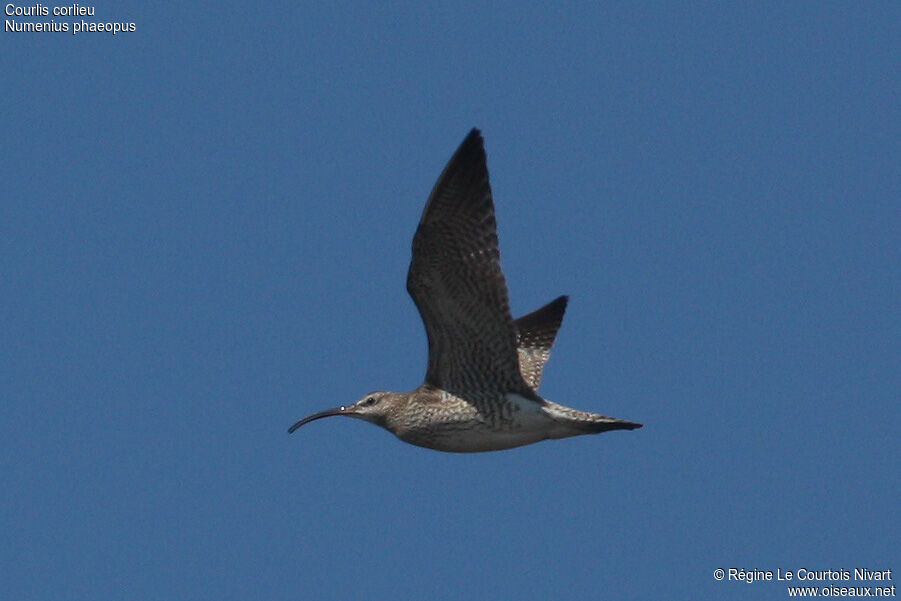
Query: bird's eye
[{"left": 362, "top": 396, "right": 377, "bottom": 406}]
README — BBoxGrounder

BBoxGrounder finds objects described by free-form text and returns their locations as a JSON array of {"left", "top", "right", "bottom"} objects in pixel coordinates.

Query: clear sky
[{"left": 2, "top": 3, "right": 898, "bottom": 600}]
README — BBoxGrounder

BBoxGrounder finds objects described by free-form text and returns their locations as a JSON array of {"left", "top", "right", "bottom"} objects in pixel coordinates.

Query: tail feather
[
  {"left": 577, "top": 418, "right": 643, "bottom": 433},
  {"left": 543, "top": 400, "right": 642, "bottom": 435}
]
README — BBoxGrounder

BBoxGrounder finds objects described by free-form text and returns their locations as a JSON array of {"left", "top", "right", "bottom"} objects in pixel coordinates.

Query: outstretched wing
[
  {"left": 406, "top": 129, "right": 528, "bottom": 397},
  {"left": 515, "top": 296, "right": 568, "bottom": 391}
]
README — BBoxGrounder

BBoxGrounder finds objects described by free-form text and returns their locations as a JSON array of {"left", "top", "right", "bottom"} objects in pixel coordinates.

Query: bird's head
[{"left": 288, "top": 391, "right": 402, "bottom": 433}]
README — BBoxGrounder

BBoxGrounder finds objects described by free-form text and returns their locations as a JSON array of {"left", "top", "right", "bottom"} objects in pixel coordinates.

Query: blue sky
[{"left": 2, "top": 3, "right": 898, "bottom": 600}]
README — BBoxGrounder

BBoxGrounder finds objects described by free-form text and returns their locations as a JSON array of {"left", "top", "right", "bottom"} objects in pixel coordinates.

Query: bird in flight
[{"left": 289, "top": 129, "right": 641, "bottom": 452}]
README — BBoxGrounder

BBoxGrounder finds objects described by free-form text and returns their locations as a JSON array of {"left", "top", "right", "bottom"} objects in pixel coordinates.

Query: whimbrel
[{"left": 289, "top": 129, "right": 641, "bottom": 452}]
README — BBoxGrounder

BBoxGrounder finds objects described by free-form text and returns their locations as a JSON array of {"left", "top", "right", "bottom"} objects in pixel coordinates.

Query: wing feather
[{"left": 406, "top": 129, "right": 527, "bottom": 397}]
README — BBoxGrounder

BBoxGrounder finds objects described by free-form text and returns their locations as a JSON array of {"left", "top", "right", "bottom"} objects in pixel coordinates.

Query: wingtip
[{"left": 458, "top": 127, "right": 485, "bottom": 155}]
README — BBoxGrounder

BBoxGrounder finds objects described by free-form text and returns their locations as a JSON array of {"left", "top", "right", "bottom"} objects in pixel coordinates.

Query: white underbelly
[{"left": 396, "top": 393, "right": 559, "bottom": 453}]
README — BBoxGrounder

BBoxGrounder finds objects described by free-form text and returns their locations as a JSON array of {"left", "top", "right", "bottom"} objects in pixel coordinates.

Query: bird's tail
[{"left": 543, "top": 400, "right": 643, "bottom": 434}]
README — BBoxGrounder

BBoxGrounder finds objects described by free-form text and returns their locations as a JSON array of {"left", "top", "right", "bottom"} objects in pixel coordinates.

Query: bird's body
[
  {"left": 289, "top": 129, "right": 641, "bottom": 452},
  {"left": 382, "top": 389, "right": 634, "bottom": 453},
  {"left": 382, "top": 390, "right": 565, "bottom": 453}
]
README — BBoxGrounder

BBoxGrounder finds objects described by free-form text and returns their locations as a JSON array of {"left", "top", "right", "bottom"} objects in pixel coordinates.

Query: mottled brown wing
[
  {"left": 406, "top": 129, "right": 528, "bottom": 397},
  {"left": 515, "top": 295, "right": 568, "bottom": 391}
]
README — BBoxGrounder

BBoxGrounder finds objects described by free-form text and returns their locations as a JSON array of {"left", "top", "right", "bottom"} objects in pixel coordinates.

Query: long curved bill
[{"left": 288, "top": 406, "right": 352, "bottom": 434}]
